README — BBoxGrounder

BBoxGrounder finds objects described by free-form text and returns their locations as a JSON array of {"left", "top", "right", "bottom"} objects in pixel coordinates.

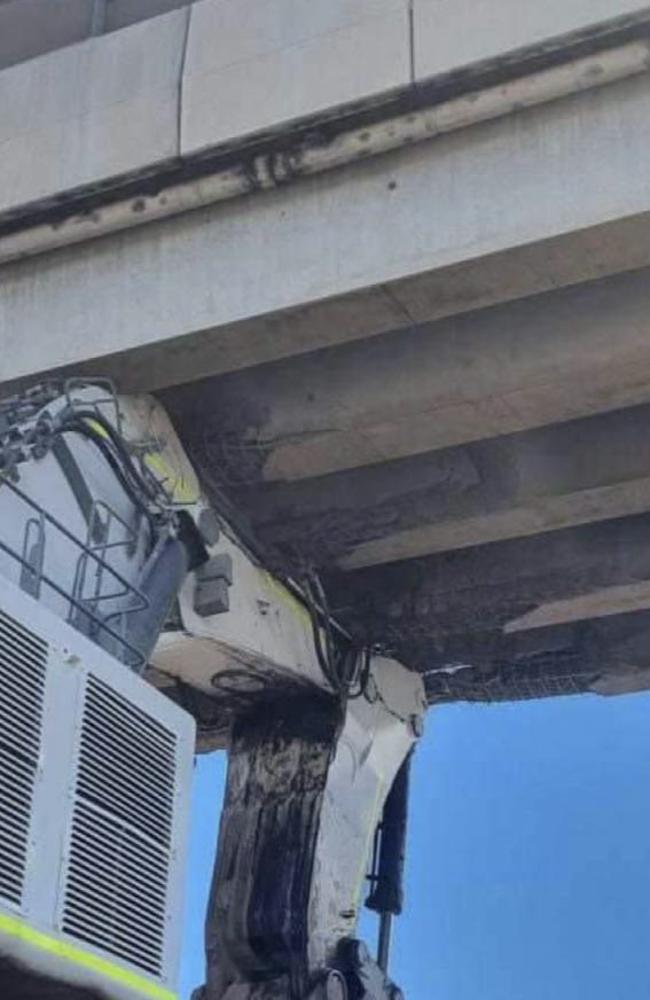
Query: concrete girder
[
  {"left": 421, "top": 609, "right": 650, "bottom": 703},
  {"left": 164, "top": 266, "right": 650, "bottom": 484},
  {"left": 210, "top": 404, "right": 650, "bottom": 569},
  {"left": 325, "top": 515, "right": 650, "bottom": 655}
]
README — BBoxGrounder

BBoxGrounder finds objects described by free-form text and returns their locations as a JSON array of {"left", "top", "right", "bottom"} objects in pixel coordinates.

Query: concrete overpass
[{"left": 3, "top": 0, "right": 650, "bottom": 703}]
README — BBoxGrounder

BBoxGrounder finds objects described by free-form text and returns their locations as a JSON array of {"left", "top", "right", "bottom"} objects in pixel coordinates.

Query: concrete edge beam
[
  {"left": 0, "top": 4, "right": 649, "bottom": 231},
  {"left": 4, "top": 73, "right": 650, "bottom": 394}
]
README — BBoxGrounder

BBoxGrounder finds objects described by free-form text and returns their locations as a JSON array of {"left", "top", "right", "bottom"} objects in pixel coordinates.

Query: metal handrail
[{"left": 0, "top": 477, "right": 150, "bottom": 669}]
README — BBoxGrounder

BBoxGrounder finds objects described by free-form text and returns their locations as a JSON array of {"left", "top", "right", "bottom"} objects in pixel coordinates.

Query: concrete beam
[
  {"left": 0, "top": 0, "right": 646, "bottom": 220},
  {"left": 327, "top": 515, "right": 650, "bottom": 652},
  {"left": 164, "top": 266, "right": 650, "bottom": 483},
  {"left": 422, "top": 610, "right": 650, "bottom": 702},
  {"left": 505, "top": 581, "right": 650, "bottom": 633},
  {"left": 5, "top": 74, "right": 650, "bottom": 392},
  {"left": 216, "top": 405, "right": 650, "bottom": 568}
]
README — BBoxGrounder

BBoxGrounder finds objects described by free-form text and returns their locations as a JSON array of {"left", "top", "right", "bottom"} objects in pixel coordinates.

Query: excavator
[{"left": 0, "top": 378, "right": 426, "bottom": 1000}]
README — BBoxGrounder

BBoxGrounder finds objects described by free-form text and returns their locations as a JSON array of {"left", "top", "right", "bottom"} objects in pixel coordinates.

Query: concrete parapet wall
[
  {"left": 413, "top": 0, "right": 650, "bottom": 79},
  {"left": 0, "top": 10, "right": 188, "bottom": 215},
  {"left": 181, "top": 0, "right": 410, "bottom": 155},
  {"left": 0, "top": 0, "right": 648, "bottom": 222}
]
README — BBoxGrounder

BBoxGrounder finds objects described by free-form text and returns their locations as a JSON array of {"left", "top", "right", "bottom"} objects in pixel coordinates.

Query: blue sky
[{"left": 179, "top": 691, "right": 650, "bottom": 999}]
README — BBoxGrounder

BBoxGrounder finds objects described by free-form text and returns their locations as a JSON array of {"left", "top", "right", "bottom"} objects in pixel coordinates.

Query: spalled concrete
[
  {"left": 328, "top": 515, "right": 650, "bottom": 654},
  {"left": 211, "top": 405, "right": 650, "bottom": 569},
  {"left": 4, "top": 2, "right": 650, "bottom": 702},
  {"left": 164, "top": 267, "right": 650, "bottom": 483}
]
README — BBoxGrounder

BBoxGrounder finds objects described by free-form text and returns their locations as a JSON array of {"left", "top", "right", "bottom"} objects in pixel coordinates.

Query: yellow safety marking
[
  {"left": 85, "top": 418, "right": 111, "bottom": 440},
  {"left": 144, "top": 453, "right": 199, "bottom": 505},
  {"left": 0, "top": 913, "right": 176, "bottom": 1000}
]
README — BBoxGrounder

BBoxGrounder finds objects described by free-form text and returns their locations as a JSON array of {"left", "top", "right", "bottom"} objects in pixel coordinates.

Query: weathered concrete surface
[
  {"left": 0, "top": 9, "right": 188, "bottom": 215},
  {"left": 506, "top": 582, "right": 650, "bottom": 634},
  {"left": 164, "top": 267, "right": 650, "bottom": 483},
  {"left": 421, "top": 609, "right": 650, "bottom": 703},
  {"left": 4, "top": 75, "right": 650, "bottom": 391},
  {"left": 413, "top": 0, "right": 650, "bottom": 79},
  {"left": 212, "top": 405, "right": 650, "bottom": 569},
  {"left": 327, "top": 516, "right": 650, "bottom": 657},
  {"left": 3, "top": 1, "right": 650, "bottom": 707},
  {"left": 181, "top": 0, "right": 411, "bottom": 154},
  {"left": 0, "top": 0, "right": 642, "bottom": 183}
]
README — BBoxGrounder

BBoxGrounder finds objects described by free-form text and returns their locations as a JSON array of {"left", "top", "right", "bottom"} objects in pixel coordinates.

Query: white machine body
[{"left": 0, "top": 575, "right": 195, "bottom": 1000}]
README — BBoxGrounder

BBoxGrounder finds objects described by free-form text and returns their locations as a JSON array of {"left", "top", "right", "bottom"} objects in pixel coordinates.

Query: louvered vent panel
[
  {"left": 62, "top": 676, "right": 177, "bottom": 976},
  {"left": 0, "top": 610, "right": 47, "bottom": 906}
]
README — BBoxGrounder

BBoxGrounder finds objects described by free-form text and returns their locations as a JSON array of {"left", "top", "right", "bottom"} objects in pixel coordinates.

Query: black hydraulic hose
[
  {"left": 59, "top": 420, "right": 156, "bottom": 531},
  {"left": 304, "top": 570, "right": 365, "bottom": 697},
  {"left": 71, "top": 408, "right": 164, "bottom": 504},
  {"left": 366, "top": 751, "right": 413, "bottom": 920},
  {"left": 121, "top": 532, "right": 190, "bottom": 670},
  {"left": 74, "top": 413, "right": 157, "bottom": 504}
]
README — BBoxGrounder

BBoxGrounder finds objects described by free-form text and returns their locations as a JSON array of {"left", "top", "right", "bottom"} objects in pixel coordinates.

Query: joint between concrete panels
[
  {"left": 176, "top": 4, "right": 193, "bottom": 159},
  {"left": 408, "top": 0, "right": 415, "bottom": 83}
]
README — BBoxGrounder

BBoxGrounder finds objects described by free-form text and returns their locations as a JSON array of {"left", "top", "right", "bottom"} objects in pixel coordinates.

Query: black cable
[
  {"left": 303, "top": 570, "right": 374, "bottom": 701},
  {"left": 60, "top": 411, "right": 164, "bottom": 518},
  {"left": 65, "top": 408, "right": 167, "bottom": 507},
  {"left": 59, "top": 421, "right": 157, "bottom": 534},
  {"left": 348, "top": 645, "right": 373, "bottom": 700},
  {"left": 303, "top": 572, "right": 340, "bottom": 692}
]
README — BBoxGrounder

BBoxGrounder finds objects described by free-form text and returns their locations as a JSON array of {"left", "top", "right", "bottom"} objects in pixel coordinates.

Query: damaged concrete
[
  {"left": 5, "top": 1, "right": 650, "bottom": 710},
  {"left": 185, "top": 403, "right": 650, "bottom": 570}
]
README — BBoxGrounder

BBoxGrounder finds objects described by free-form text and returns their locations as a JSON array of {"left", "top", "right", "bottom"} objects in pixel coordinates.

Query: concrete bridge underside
[{"left": 4, "top": 0, "right": 650, "bottom": 703}]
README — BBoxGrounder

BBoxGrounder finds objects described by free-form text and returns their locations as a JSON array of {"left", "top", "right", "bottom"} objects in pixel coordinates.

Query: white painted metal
[
  {"left": 0, "top": 575, "right": 195, "bottom": 1000},
  {"left": 307, "top": 656, "right": 426, "bottom": 970}
]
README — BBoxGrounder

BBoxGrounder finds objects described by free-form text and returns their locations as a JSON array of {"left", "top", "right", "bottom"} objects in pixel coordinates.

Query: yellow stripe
[
  {"left": 0, "top": 914, "right": 176, "bottom": 1000},
  {"left": 85, "top": 418, "right": 111, "bottom": 440},
  {"left": 144, "top": 453, "right": 199, "bottom": 504}
]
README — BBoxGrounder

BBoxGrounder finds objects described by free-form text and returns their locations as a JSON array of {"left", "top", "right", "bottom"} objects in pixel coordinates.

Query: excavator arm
[{"left": 0, "top": 380, "right": 425, "bottom": 1000}]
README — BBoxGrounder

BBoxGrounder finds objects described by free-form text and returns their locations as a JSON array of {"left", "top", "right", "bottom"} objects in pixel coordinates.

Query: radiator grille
[
  {"left": 62, "top": 676, "right": 177, "bottom": 976},
  {"left": 0, "top": 610, "right": 47, "bottom": 906}
]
